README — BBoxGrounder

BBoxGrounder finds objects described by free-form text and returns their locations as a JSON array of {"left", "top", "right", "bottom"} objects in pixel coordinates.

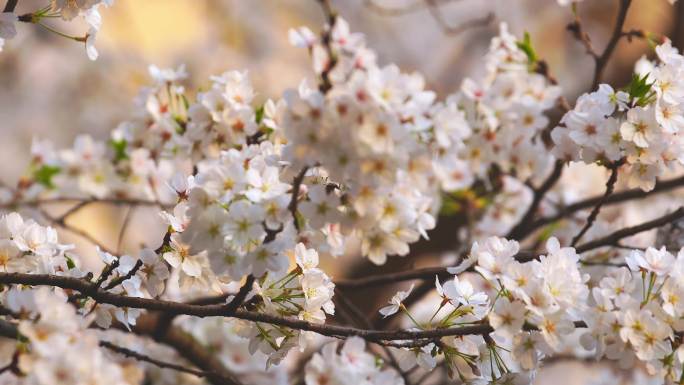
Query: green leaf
[
  {"left": 33, "top": 165, "right": 61, "bottom": 189},
  {"left": 65, "top": 254, "right": 76, "bottom": 270},
  {"left": 624, "top": 72, "right": 656, "bottom": 107},
  {"left": 516, "top": 32, "right": 538, "bottom": 65},
  {"left": 109, "top": 139, "right": 128, "bottom": 162},
  {"left": 255, "top": 104, "right": 265, "bottom": 125}
]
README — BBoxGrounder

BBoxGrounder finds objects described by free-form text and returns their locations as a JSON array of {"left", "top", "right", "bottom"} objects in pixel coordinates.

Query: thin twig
[
  {"left": 571, "top": 159, "right": 623, "bottom": 246},
  {"left": 592, "top": 0, "right": 633, "bottom": 88},
  {"left": 288, "top": 166, "right": 309, "bottom": 232},
  {"left": 116, "top": 206, "right": 134, "bottom": 254},
  {"left": 574, "top": 207, "right": 684, "bottom": 253},
  {"left": 100, "top": 340, "right": 212, "bottom": 378},
  {"left": 103, "top": 259, "right": 143, "bottom": 291},
  {"left": 339, "top": 208, "right": 684, "bottom": 288},
  {"left": 518, "top": 174, "right": 684, "bottom": 240}
]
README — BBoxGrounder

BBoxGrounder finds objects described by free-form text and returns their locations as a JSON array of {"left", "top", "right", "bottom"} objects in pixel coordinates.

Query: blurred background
[{"left": 0, "top": 1, "right": 682, "bottom": 383}]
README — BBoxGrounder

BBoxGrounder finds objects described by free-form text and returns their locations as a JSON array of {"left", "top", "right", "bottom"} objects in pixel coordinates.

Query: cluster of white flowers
[
  {"left": 0, "top": 212, "right": 71, "bottom": 274},
  {"left": 179, "top": 317, "right": 288, "bottom": 385},
  {"left": 89, "top": 247, "right": 169, "bottom": 329},
  {"left": 17, "top": 66, "right": 195, "bottom": 204},
  {"left": 552, "top": 40, "right": 684, "bottom": 191},
  {"left": 0, "top": 0, "right": 112, "bottom": 59},
  {"left": 580, "top": 246, "right": 684, "bottom": 381},
  {"left": 305, "top": 337, "right": 404, "bottom": 385},
  {"left": 283, "top": 18, "right": 440, "bottom": 264},
  {"left": 2, "top": 288, "right": 128, "bottom": 385},
  {"left": 434, "top": 23, "right": 561, "bottom": 189},
  {"left": 173, "top": 141, "right": 292, "bottom": 284},
  {"left": 378, "top": 236, "right": 592, "bottom": 382},
  {"left": 7, "top": 1, "right": 684, "bottom": 383},
  {"left": 238, "top": 243, "right": 335, "bottom": 366},
  {"left": 8, "top": 18, "right": 566, "bottom": 274}
]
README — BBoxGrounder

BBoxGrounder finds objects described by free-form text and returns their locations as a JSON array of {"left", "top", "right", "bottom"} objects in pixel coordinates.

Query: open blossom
[
  {"left": 489, "top": 298, "right": 526, "bottom": 337},
  {"left": 163, "top": 233, "right": 204, "bottom": 278},
  {"left": 440, "top": 275, "right": 488, "bottom": 309},
  {"left": 379, "top": 284, "right": 414, "bottom": 317},
  {"left": 472, "top": 236, "right": 520, "bottom": 280},
  {"left": 626, "top": 246, "right": 675, "bottom": 275}
]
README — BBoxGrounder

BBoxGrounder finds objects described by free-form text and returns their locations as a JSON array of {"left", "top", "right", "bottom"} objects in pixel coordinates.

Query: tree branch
[
  {"left": 224, "top": 274, "right": 254, "bottom": 315},
  {"left": 592, "top": 0, "right": 633, "bottom": 88},
  {"left": 339, "top": 207, "right": 684, "bottom": 288},
  {"left": 570, "top": 159, "right": 623, "bottom": 246},
  {"left": 2, "top": 0, "right": 18, "bottom": 13},
  {"left": 521, "top": 174, "right": 684, "bottom": 239},
  {"left": 317, "top": 0, "right": 338, "bottom": 93},
  {"left": 572, "top": 207, "right": 684, "bottom": 253},
  {"left": 0, "top": 272, "right": 572, "bottom": 343},
  {"left": 507, "top": 160, "right": 565, "bottom": 240},
  {"left": 0, "top": 206, "right": 678, "bottom": 350}
]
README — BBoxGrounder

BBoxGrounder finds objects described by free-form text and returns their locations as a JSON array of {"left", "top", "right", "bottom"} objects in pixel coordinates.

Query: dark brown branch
[
  {"left": 2, "top": 0, "right": 18, "bottom": 13},
  {"left": 317, "top": 0, "right": 338, "bottom": 93},
  {"left": 340, "top": 208, "right": 684, "bottom": 288},
  {"left": 574, "top": 207, "right": 684, "bottom": 253},
  {"left": 288, "top": 166, "right": 309, "bottom": 232},
  {"left": 0, "top": 272, "right": 569, "bottom": 343},
  {"left": 571, "top": 159, "right": 623, "bottom": 246},
  {"left": 523, "top": 174, "right": 684, "bottom": 238},
  {"left": 592, "top": 0, "right": 633, "bottom": 88},
  {"left": 224, "top": 274, "right": 254, "bottom": 315},
  {"left": 103, "top": 259, "right": 143, "bottom": 290}
]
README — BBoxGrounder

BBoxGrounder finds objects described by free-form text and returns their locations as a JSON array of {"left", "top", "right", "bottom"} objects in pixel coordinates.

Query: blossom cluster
[
  {"left": 305, "top": 337, "right": 405, "bottom": 385},
  {"left": 440, "top": 237, "right": 587, "bottom": 382},
  {"left": 0, "top": 0, "right": 111, "bottom": 59},
  {"left": 284, "top": 18, "right": 439, "bottom": 264},
  {"left": 580, "top": 246, "right": 684, "bottom": 381},
  {"left": 2, "top": 288, "right": 128, "bottom": 385},
  {"left": 0, "top": 211, "right": 335, "bottom": 382},
  {"left": 241, "top": 243, "right": 335, "bottom": 366},
  {"left": 437, "top": 23, "right": 561, "bottom": 187},
  {"left": 552, "top": 40, "right": 684, "bottom": 191},
  {"left": 0, "top": 212, "right": 71, "bottom": 274},
  {"left": 179, "top": 317, "right": 288, "bottom": 385}
]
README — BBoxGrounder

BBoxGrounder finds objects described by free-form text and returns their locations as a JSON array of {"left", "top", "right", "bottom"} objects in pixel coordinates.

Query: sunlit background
[{"left": 0, "top": 1, "right": 681, "bottom": 383}]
